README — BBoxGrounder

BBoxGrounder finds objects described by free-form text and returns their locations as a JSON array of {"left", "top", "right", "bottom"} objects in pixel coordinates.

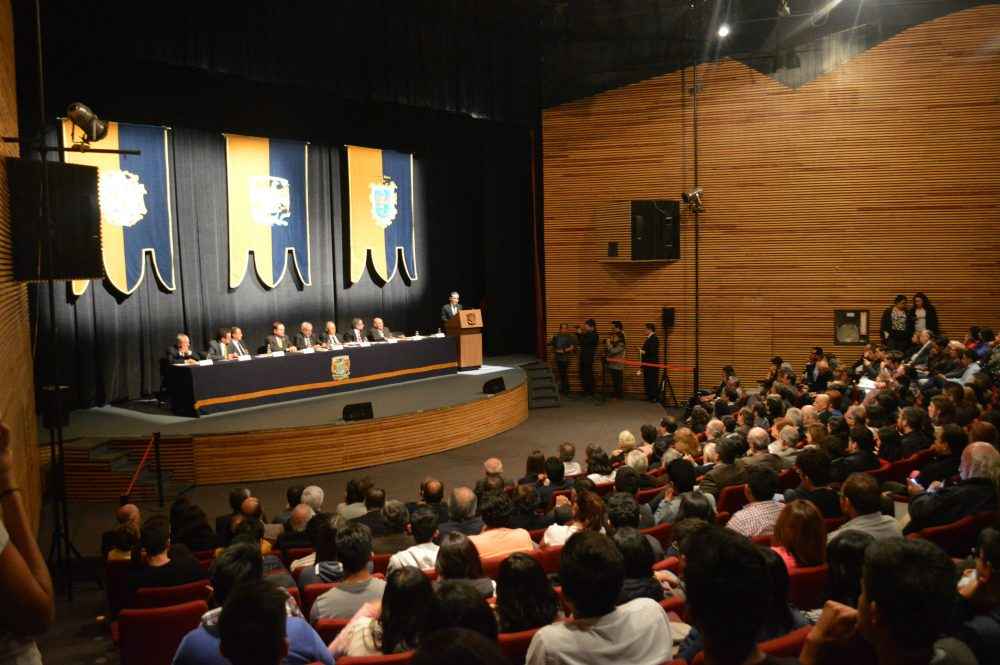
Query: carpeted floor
[{"left": 36, "top": 395, "right": 677, "bottom": 664}]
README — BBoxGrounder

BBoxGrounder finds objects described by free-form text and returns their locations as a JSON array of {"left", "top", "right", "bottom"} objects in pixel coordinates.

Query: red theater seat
[
  {"left": 314, "top": 618, "right": 350, "bottom": 643},
  {"left": 282, "top": 547, "right": 314, "bottom": 568},
  {"left": 641, "top": 522, "right": 672, "bottom": 550},
  {"left": 499, "top": 627, "right": 541, "bottom": 665},
  {"left": 335, "top": 652, "right": 414, "bottom": 665},
  {"left": 778, "top": 468, "right": 799, "bottom": 491},
  {"left": 907, "top": 512, "right": 995, "bottom": 557},
  {"left": 302, "top": 582, "right": 337, "bottom": 618},
  {"left": 865, "top": 458, "right": 893, "bottom": 484},
  {"left": 372, "top": 554, "right": 391, "bottom": 575},
  {"left": 134, "top": 580, "right": 211, "bottom": 608},
  {"left": 635, "top": 486, "right": 663, "bottom": 504},
  {"left": 118, "top": 600, "right": 208, "bottom": 665},
  {"left": 788, "top": 564, "right": 829, "bottom": 610},
  {"left": 718, "top": 484, "right": 749, "bottom": 515}
]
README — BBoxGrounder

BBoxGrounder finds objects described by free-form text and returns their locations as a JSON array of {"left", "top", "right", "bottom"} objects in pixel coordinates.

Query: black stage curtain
[{"left": 33, "top": 128, "right": 534, "bottom": 408}]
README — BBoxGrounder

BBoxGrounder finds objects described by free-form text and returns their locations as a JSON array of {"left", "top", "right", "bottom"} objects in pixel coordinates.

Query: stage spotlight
[
  {"left": 66, "top": 103, "right": 108, "bottom": 143},
  {"left": 682, "top": 187, "right": 705, "bottom": 213},
  {"left": 777, "top": 0, "right": 791, "bottom": 16},
  {"left": 717, "top": 23, "right": 731, "bottom": 38}
]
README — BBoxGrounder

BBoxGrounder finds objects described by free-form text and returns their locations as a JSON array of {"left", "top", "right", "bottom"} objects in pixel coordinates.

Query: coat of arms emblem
[
  {"left": 248, "top": 175, "right": 291, "bottom": 227},
  {"left": 369, "top": 177, "right": 398, "bottom": 229},
  {"left": 98, "top": 169, "right": 148, "bottom": 228},
  {"left": 331, "top": 355, "right": 351, "bottom": 381}
]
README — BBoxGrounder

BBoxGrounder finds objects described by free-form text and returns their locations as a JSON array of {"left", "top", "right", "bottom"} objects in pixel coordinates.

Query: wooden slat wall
[
  {"left": 542, "top": 6, "right": 1000, "bottom": 398},
  {"left": 0, "top": 0, "right": 41, "bottom": 529}
]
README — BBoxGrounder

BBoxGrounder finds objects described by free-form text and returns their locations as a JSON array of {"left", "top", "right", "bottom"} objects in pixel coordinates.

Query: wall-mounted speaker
[
  {"left": 630, "top": 200, "right": 680, "bottom": 261},
  {"left": 343, "top": 402, "right": 374, "bottom": 421},
  {"left": 662, "top": 307, "right": 675, "bottom": 329}
]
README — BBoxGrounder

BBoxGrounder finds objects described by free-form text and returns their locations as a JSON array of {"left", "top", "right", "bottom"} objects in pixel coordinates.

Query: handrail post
[{"left": 154, "top": 432, "right": 164, "bottom": 508}]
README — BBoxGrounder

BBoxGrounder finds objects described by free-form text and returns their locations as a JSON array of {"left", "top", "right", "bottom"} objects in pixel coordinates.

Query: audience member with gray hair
[
  {"left": 905, "top": 442, "right": 999, "bottom": 534},
  {"left": 439, "top": 487, "right": 484, "bottom": 538},
  {"left": 301, "top": 485, "right": 325, "bottom": 512},
  {"left": 769, "top": 426, "right": 802, "bottom": 469},
  {"left": 740, "top": 427, "right": 784, "bottom": 473},
  {"left": 275, "top": 503, "right": 315, "bottom": 551},
  {"left": 705, "top": 418, "right": 726, "bottom": 443}
]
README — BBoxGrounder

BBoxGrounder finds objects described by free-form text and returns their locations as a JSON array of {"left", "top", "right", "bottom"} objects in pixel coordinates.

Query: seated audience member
[
  {"left": 310, "top": 523, "right": 386, "bottom": 621},
  {"left": 426, "top": 580, "right": 499, "bottom": 640},
  {"left": 519, "top": 450, "right": 547, "bottom": 485},
  {"left": 372, "top": 500, "right": 415, "bottom": 555},
  {"left": 697, "top": 434, "right": 748, "bottom": 498},
  {"left": 560, "top": 442, "right": 582, "bottom": 477},
  {"left": 679, "top": 538, "right": 809, "bottom": 662},
  {"left": 435, "top": 532, "right": 495, "bottom": 599},
  {"left": 651, "top": 416, "right": 679, "bottom": 465},
  {"left": 126, "top": 516, "right": 205, "bottom": 602},
  {"left": 874, "top": 425, "right": 903, "bottom": 462},
  {"left": 820, "top": 530, "right": 874, "bottom": 618},
  {"left": 726, "top": 467, "right": 783, "bottom": 538},
  {"left": 784, "top": 447, "right": 841, "bottom": 518},
  {"left": 653, "top": 458, "right": 718, "bottom": 525},
  {"left": 438, "top": 487, "right": 485, "bottom": 538},
  {"left": 682, "top": 525, "right": 799, "bottom": 665},
  {"left": 215, "top": 488, "right": 250, "bottom": 544},
  {"left": 823, "top": 416, "right": 850, "bottom": 459},
  {"left": 610, "top": 430, "right": 637, "bottom": 465},
  {"left": 412, "top": 628, "right": 507, "bottom": 665},
  {"left": 495, "top": 553, "right": 560, "bottom": 633},
  {"left": 102, "top": 503, "right": 141, "bottom": 558},
  {"left": 352, "top": 487, "right": 389, "bottom": 537},
  {"left": 954, "top": 527, "right": 1000, "bottom": 664},
  {"left": 672, "top": 427, "right": 702, "bottom": 459},
  {"left": 905, "top": 441, "right": 999, "bottom": 534},
  {"left": 800, "top": 539, "right": 974, "bottom": 665},
  {"left": 585, "top": 450, "right": 616, "bottom": 485},
  {"left": 239, "top": 495, "right": 266, "bottom": 525},
  {"left": 229, "top": 519, "right": 295, "bottom": 589},
  {"left": 542, "top": 490, "right": 607, "bottom": 548},
  {"left": 828, "top": 473, "right": 902, "bottom": 542},
  {"left": 606, "top": 492, "right": 664, "bottom": 561},
  {"left": 968, "top": 420, "right": 998, "bottom": 448},
  {"left": 272, "top": 486, "right": 304, "bottom": 527},
  {"left": 217, "top": 581, "right": 305, "bottom": 665},
  {"left": 538, "top": 456, "right": 573, "bottom": 507},
  {"left": 830, "top": 426, "right": 881, "bottom": 482},
  {"left": 172, "top": 502, "right": 218, "bottom": 553},
  {"left": 406, "top": 477, "right": 449, "bottom": 525},
  {"left": 336, "top": 477, "right": 373, "bottom": 526},
  {"left": 387, "top": 505, "right": 440, "bottom": 573},
  {"left": 611, "top": 466, "right": 654, "bottom": 527},
  {"left": 288, "top": 511, "right": 328, "bottom": 573},
  {"left": 329, "top": 566, "right": 433, "bottom": 658},
  {"left": 174, "top": 543, "right": 332, "bottom": 665},
  {"left": 469, "top": 493, "right": 535, "bottom": 559},
  {"left": 167, "top": 333, "right": 202, "bottom": 364},
  {"left": 106, "top": 522, "right": 139, "bottom": 561},
  {"left": 897, "top": 406, "right": 934, "bottom": 459},
  {"left": 296, "top": 514, "right": 344, "bottom": 588},
  {"left": 300, "top": 484, "right": 324, "bottom": 513},
  {"left": 771, "top": 425, "right": 802, "bottom": 468},
  {"left": 675, "top": 491, "right": 717, "bottom": 525},
  {"left": 510, "top": 485, "right": 555, "bottom": 531},
  {"left": 612, "top": 527, "right": 664, "bottom": 604},
  {"left": 526, "top": 531, "right": 672, "bottom": 665},
  {"left": 772, "top": 499, "right": 827, "bottom": 571},
  {"left": 625, "top": 449, "right": 664, "bottom": 489},
  {"left": 638, "top": 424, "right": 659, "bottom": 457},
  {"left": 912, "top": 423, "right": 967, "bottom": 488},
  {"left": 275, "top": 503, "right": 314, "bottom": 552},
  {"left": 741, "top": 427, "right": 784, "bottom": 473},
  {"left": 474, "top": 458, "right": 512, "bottom": 502}
]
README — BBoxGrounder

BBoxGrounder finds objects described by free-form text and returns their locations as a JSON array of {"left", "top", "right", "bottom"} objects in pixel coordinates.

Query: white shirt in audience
[
  {"left": 541, "top": 523, "right": 581, "bottom": 548},
  {"left": 386, "top": 542, "right": 439, "bottom": 574},
  {"left": 563, "top": 461, "right": 582, "bottom": 476},
  {"left": 526, "top": 597, "right": 672, "bottom": 665}
]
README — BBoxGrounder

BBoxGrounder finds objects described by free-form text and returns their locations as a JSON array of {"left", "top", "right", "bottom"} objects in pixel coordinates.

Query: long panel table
[{"left": 166, "top": 337, "right": 458, "bottom": 416}]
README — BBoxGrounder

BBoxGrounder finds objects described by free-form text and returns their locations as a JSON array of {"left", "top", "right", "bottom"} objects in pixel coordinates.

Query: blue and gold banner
[
  {"left": 347, "top": 146, "right": 417, "bottom": 284},
  {"left": 225, "top": 134, "right": 311, "bottom": 289},
  {"left": 61, "top": 120, "right": 175, "bottom": 296}
]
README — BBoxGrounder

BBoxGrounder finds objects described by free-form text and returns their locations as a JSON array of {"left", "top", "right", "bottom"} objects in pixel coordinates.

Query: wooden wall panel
[
  {"left": 0, "top": 0, "right": 41, "bottom": 529},
  {"left": 543, "top": 7, "right": 1000, "bottom": 398}
]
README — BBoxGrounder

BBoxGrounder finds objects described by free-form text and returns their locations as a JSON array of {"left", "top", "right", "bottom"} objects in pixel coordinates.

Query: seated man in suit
[
  {"left": 319, "top": 321, "right": 339, "bottom": 347},
  {"left": 228, "top": 326, "right": 251, "bottom": 357},
  {"left": 265, "top": 321, "right": 297, "bottom": 353},
  {"left": 371, "top": 500, "right": 416, "bottom": 555},
  {"left": 441, "top": 291, "right": 462, "bottom": 324},
  {"left": 343, "top": 318, "right": 367, "bottom": 344},
  {"left": 406, "top": 477, "right": 450, "bottom": 525},
  {"left": 350, "top": 487, "right": 389, "bottom": 537},
  {"left": 905, "top": 442, "right": 999, "bottom": 534},
  {"left": 367, "top": 317, "right": 390, "bottom": 341},
  {"left": 207, "top": 327, "right": 236, "bottom": 361},
  {"left": 294, "top": 321, "right": 319, "bottom": 351},
  {"left": 739, "top": 427, "right": 784, "bottom": 473},
  {"left": 437, "top": 487, "right": 484, "bottom": 538},
  {"left": 697, "top": 434, "right": 748, "bottom": 498},
  {"left": 215, "top": 488, "right": 251, "bottom": 545},
  {"left": 274, "top": 503, "right": 314, "bottom": 552},
  {"left": 168, "top": 333, "right": 201, "bottom": 364},
  {"left": 830, "top": 426, "right": 881, "bottom": 482}
]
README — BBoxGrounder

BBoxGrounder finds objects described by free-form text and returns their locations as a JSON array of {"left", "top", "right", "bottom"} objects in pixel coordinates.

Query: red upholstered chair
[
  {"left": 283, "top": 547, "right": 314, "bottom": 568},
  {"left": 529, "top": 545, "right": 563, "bottom": 574},
  {"left": 287, "top": 585, "right": 302, "bottom": 611},
  {"left": 420, "top": 568, "right": 438, "bottom": 581},
  {"left": 659, "top": 595, "right": 686, "bottom": 620},
  {"left": 191, "top": 549, "right": 215, "bottom": 561},
  {"left": 907, "top": 514, "right": 981, "bottom": 557},
  {"left": 314, "top": 618, "right": 351, "bottom": 643},
  {"left": 823, "top": 516, "right": 847, "bottom": 533},
  {"left": 865, "top": 458, "right": 893, "bottom": 484},
  {"left": 118, "top": 600, "right": 208, "bottom": 665},
  {"left": 648, "top": 466, "right": 667, "bottom": 478},
  {"left": 887, "top": 449, "right": 935, "bottom": 483},
  {"left": 302, "top": 582, "right": 337, "bottom": 618},
  {"left": 529, "top": 528, "right": 547, "bottom": 543},
  {"left": 135, "top": 580, "right": 211, "bottom": 609},
  {"left": 372, "top": 554, "right": 391, "bottom": 576},
  {"left": 759, "top": 625, "right": 812, "bottom": 657},
  {"left": 105, "top": 559, "right": 135, "bottom": 617},
  {"left": 715, "top": 511, "right": 731, "bottom": 526},
  {"left": 549, "top": 489, "right": 573, "bottom": 509},
  {"left": 635, "top": 486, "right": 663, "bottom": 505},
  {"left": 718, "top": 484, "right": 749, "bottom": 515},
  {"left": 641, "top": 522, "right": 672, "bottom": 550},
  {"left": 499, "top": 627, "right": 541, "bottom": 665},
  {"left": 335, "top": 652, "right": 414, "bottom": 665},
  {"left": 482, "top": 553, "right": 509, "bottom": 580},
  {"left": 788, "top": 564, "right": 829, "bottom": 610},
  {"left": 593, "top": 482, "right": 614, "bottom": 497},
  {"left": 652, "top": 556, "right": 681, "bottom": 574},
  {"left": 751, "top": 534, "right": 772, "bottom": 546},
  {"left": 778, "top": 468, "right": 800, "bottom": 491}
]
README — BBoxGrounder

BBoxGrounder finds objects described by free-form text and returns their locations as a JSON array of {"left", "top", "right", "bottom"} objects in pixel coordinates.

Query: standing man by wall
[
  {"left": 577, "top": 319, "right": 598, "bottom": 396},
  {"left": 641, "top": 323, "right": 660, "bottom": 402},
  {"left": 550, "top": 324, "right": 575, "bottom": 395}
]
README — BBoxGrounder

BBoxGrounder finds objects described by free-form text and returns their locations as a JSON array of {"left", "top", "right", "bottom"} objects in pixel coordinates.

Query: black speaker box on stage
[
  {"left": 4, "top": 158, "right": 103, "bottom": 282},
  {"left": 483, "top": 377, "right": 506, "bottom": 394},
  {"left": 343, "top": 402, "right": 374, "bottom": 421},
  {"left": 630, "top": 200, "right": 680, "bottom": 261},
  {"left": 662, "top": 307, "right": 675, "bottom": 329}
]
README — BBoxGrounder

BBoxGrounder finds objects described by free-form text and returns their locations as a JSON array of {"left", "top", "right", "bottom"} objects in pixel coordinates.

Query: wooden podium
[{"left": 445, "top": 308, "right": 483, "bottom": 369}]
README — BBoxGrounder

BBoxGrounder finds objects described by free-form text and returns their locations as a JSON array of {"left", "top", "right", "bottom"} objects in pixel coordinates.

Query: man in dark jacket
[
  {"left": 697, "top": 435, "right": 748, "bottom": 498},
  {"left": 905, "top": 442, "right": 999, "bottom": 534},
  {"left": 577, "top": 319, "right": 599, "bottom": 396},
  {"left": 350, "top": 487, "right": 389, "bottom": 537},
  {"left": 953, "top": 527, "right": 1000, "bottom": 665},
  {"left": 784, "top": 448, "right": 841, "bottom": 518},
  {"left": 913, "top": 424, "right": 967, "bottom": 488},
  {"left": 830, "top": 427, "right": 881, "bottom": 483}
]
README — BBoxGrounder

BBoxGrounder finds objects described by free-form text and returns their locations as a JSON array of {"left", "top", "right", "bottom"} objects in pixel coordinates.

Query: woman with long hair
[
  {"left": 585, "top": 451, "right": 615, "bottom": 485},
  {"left": 495, "top": 553, "right": 559, "bottom": 632},
  {"left": 911, "top": 292, "right": 939, "bottom": 335},
  {"left": 772, "top": 500, "right": 827, "bottom": 570},
  {"left": 541, "top": 491, "right": 606, "bottom": 548},
  {"left": 518, "top": 450, "right": 546, "bottom": 486},
  {"left": 330, "top": 566, "right": 435, "bottom": 657},
  {"left": 435, "top": 532, "right": 494, "bottom": 599}
]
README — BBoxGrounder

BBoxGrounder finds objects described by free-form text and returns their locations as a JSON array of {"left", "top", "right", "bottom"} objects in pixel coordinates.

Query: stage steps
[
  {"left": 520, "top": 361, "right": 560, "bottom": 409},
  {"left": 40, "top": 438, "right": 191, "bottom": 503}
]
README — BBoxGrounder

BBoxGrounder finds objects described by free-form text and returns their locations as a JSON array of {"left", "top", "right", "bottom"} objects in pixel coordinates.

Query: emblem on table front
[{"left": 331, "top": 355, "right": 351, "bottom": 381}]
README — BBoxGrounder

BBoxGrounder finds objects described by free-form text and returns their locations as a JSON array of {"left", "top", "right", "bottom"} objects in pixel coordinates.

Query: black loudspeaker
[
  {"left": 607, "top": 241, "right": 618, "bottom": 257},
  {"left": 483, "top": 377, "right": 506, "bottom": 394},
  {"left": 630, "top": 200, "right": 680, "bottom": 261},
  {"left": 662, "top": 307, "right": 675, "bottom": 329},
  {"left": 5, "top": 158, "right": 103, "bottom": 281},
  {"left": 343, "top": 402, "right": 374, "bottom": 421},
  {"left": 40, "top": 385, "right": 71, "bottom": 429}
]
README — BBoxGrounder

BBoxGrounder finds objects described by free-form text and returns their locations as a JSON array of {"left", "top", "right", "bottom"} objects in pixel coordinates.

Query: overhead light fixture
[
  {"left": 777, "top": 0, "right": 791, "bottom": 17},
  {"left": 717, "top": 23, "right": 731, "bottom": 38},
  {"left": 66, "top": 102, "right": 108, "bottom": 144},
  {"left": 682, "top": 187, "right": 705, "bottom": 213}
]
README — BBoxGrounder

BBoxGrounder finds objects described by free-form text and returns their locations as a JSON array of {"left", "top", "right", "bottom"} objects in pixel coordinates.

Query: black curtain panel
[{"left": 32, "top": 126, "right": 534, "bottom": 408}]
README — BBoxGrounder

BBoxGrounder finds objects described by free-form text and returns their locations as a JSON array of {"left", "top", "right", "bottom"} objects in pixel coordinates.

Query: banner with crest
[
  {"left": 346, "top": 145, "right": 417, "bottom": 284},
  {"left": 225, "top": 134, "right": 311, "bottom": 289},
  {"left": 61, "top": 120, "right": 175, "bottom": 296}
]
